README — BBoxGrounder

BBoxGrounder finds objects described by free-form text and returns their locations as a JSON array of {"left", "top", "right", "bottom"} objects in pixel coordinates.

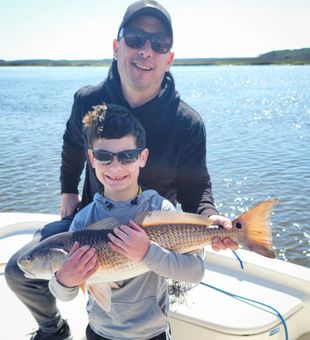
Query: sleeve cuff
[{"left": 49, "top": 274, "right": 79, "bottom": 301}]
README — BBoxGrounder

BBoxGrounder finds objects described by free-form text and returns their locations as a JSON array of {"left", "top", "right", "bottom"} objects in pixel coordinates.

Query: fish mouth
[
  {"left": 21, "top": 266, "right": 36, "bottom": 279},
  {"left": 24, "top": 271, "right": 36, "bottom": 279},
  {"left": 17, "top": 262, "right": 36, "bottom": 279}
]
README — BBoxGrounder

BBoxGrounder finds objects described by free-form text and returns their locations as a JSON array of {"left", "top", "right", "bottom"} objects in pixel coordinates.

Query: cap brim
[{"left": 119, "top": 7, "right": 173, "bottom": 37}]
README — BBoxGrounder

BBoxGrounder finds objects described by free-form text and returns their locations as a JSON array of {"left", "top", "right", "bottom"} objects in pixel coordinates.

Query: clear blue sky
[{"left": 1, "top": 0, "right": 309, "bottom": 60}]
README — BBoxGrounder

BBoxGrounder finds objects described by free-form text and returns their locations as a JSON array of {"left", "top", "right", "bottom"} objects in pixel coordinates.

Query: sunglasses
[
  {"left": 118, "top": 28, "right": 172, "bottom": 54},
  {"left": 91, "top": 148, "right": 142, "bottom": 165}
]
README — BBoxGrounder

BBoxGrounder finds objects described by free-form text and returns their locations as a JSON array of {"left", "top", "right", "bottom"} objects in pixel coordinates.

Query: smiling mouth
[
  {"left": 133, "top": 62, "right": 152, "bottom": 71},
  {"left": 106, "top": 175, "right": 128, "bottom": 181}
]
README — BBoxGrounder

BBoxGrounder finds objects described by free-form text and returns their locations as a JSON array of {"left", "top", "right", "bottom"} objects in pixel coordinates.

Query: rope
[{"left": 199, "top": 250, "right": 288, "bottom": 340}]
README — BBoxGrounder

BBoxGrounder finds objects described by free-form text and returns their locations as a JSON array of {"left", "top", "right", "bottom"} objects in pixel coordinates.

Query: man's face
[{"left": 113, "top": 15, "right": 174, "bottom": 97}]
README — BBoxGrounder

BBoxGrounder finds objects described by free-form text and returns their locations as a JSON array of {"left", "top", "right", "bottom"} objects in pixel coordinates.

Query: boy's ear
[
  {"left": 113, "top": 39, "right": 119, "bottom": 60},
  {"left": 139, "top": 148, "right": 149, "bottom": 168},
  {"left": 88, "top": 149, "right": 95, "bottom": 168}
]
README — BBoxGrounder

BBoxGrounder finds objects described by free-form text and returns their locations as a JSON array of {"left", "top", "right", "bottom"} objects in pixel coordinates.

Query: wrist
[
  {"left": 140, "top": 240, "right": 151, "bottom": 261},
  {"left": 55, "top": 271, "right": 76, "bottom": 289}
]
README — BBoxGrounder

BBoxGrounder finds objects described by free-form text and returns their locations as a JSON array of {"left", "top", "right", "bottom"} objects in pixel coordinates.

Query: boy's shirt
[
  {"left": 49, "top": 189, "right": 205, "bottom": 340},
  {"left": 70, "top": 189, "right": 174, "bottom": 231}
]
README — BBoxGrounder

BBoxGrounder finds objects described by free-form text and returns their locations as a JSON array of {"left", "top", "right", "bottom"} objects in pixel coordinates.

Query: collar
[{"left": 100, "top": 185, "right": 143, "bottom": 210}]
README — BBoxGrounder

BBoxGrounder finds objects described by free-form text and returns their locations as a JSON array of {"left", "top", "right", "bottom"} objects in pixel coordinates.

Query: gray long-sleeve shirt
[{"left": 49, "top": 190, "right": 205, "bottom": 340}]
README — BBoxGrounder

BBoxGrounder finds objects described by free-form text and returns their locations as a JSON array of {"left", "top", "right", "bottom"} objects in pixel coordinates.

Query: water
[{"left": 0, "top": 65, "right": 309, "bottom": 268}]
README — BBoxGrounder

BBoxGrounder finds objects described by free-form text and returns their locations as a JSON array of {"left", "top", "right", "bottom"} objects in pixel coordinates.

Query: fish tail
[
  {"left": 0, "top": 262, "right": 6, "bottom": 273},
  {"left": 80, "top": 283, "right": 87, "bottom": 294},
  {"left": 233, "top": 198, "right": 278, "bottom": 258}
]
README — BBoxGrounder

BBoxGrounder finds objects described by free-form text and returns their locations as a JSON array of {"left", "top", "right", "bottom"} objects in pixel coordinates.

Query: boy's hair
[{"left": 83, "top": 103, "right": 146, "bottom": 148}]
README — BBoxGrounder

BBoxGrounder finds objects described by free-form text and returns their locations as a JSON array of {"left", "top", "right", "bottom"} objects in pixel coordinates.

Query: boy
[{"left": 49, "top": 103, "right": 205, "bottom": 340}]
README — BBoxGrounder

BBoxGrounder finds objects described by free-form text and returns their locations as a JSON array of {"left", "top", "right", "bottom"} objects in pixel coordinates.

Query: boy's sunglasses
[
  {"left": 118, "top": 28, "right": 172, "bottom": 54},
  {"left": 91, "top": 148, "right": 142, "bottom": 165}
]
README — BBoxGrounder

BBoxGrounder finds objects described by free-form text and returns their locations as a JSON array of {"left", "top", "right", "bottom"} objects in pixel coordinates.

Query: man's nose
[{"left": 138, "top": 39, "right": 153, "bottom": 57}]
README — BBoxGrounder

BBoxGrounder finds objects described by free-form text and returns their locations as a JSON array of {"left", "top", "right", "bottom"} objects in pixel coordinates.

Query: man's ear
[
  {"left": 113, "top": 39, "right": 119, "bottom": 60},
  {"left": 88, "top": 149, "right": 95, "bottom": 168},
  {"left": 165, "top": 51, "right": 174, "bottom": 72},
  {"left": 139, "top": 148, "right": 149, "bottom": 168}
]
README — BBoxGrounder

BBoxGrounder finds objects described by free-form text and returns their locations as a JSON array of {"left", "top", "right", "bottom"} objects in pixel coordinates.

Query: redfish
[{"left": 17, "top": 199, "right": 277, "bottom": 311}]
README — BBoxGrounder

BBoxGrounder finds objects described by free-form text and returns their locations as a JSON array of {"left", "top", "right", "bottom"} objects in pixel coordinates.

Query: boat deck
[
  {"left": 1, "top": 213, "right": 310, "bottom": 340},
  {"left": 0, "top": 227, "right": 88, "bottom": 339},
  {"left": 0, "top": 274, "right": 88, "bottom": 339}
]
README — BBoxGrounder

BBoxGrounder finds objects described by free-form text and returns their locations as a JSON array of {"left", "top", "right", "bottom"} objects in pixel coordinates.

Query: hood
[
  {"left": 93, "top": 190, "right": 160, "bottom": 225},
  {"left": 104, "top": 60, "right": 179, "bottom": 115}
]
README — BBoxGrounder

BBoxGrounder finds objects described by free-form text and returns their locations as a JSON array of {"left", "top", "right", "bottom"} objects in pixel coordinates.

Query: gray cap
[{"left": 117, "top": 0, "right": 173, "bottom": 39}]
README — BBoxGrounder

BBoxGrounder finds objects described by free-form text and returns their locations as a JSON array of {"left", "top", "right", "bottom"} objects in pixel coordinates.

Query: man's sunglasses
[
  {"left": 118, "top": 28, "right": 172, "bottom": 54},
  {"left": 91, "top": 148, "right": 142, "bottom": 165}
]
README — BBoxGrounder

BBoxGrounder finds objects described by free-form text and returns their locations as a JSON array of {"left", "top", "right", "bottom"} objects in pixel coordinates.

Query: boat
[{"left": 0, "top": 212, "right": 309, "bottom": 340}]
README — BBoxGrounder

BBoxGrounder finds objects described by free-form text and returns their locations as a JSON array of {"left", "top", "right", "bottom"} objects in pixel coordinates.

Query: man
[{"left": 5, "top": 1, "right": 236, "bottom": 339}]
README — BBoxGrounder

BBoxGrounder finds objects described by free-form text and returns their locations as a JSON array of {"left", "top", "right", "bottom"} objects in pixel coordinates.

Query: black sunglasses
[
  {"left": 118, "top": 28, "right": 172, "bottom": 54},
  {"left": 91, "top": 148, "right": 142, "bottom": 165}
]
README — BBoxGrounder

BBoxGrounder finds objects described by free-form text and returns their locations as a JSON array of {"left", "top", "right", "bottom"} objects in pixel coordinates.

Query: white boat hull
[{"left": 0, "top": 213, "right": 309, "bottom": 340}]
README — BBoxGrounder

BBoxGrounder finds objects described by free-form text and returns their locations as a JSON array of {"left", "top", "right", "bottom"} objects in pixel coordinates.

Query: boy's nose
[{"left": 108, "top": 157, "right": 123, "bottom": 168}]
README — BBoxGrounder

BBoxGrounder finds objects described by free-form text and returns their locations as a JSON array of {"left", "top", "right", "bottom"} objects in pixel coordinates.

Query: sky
[{"left": 1, "top": 0, "right": 309, "bottom": 60}]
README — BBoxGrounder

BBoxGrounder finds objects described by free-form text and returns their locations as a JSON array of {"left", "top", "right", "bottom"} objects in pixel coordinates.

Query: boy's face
[{"left": 88, "top": 136, "right": 148, "bottom": 201}]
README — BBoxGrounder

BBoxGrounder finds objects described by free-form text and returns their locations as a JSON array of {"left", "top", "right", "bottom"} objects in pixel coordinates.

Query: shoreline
[
  {"left": 1, "top": 58, "right": 309, "bottom": 67},
  {"left": 2, "top": 48, "right": 309, "bottom": 66}
]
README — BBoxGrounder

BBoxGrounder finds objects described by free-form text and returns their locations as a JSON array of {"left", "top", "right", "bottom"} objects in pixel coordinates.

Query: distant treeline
[{"left": 1, "top": 48, "right": 309, "bottom": 66}]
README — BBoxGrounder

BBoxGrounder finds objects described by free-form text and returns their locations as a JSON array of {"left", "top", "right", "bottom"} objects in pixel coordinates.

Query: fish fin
[
  {"left": 79, "top": 282, "right": 87, "bottom": 294},
  {"left": 109, "top": 281, "right": 120, "bottom": 289},
  {"left": 133, "top": 210, "right": 213, "bottom": 228},
  {"left": 233, "top": 198, "right": 278, "bottom": 258},
  {"left": 0, "top": 262, "right": 6, "bottom": 273},
  {"left": 88, "top": 282, "right": 113, "bottom": 312},
  {"left": 87, "top": 217, "right": 121, "bottom": 230},
  {"left": 184, "top": 248, "right": 203, "bottom": 255}
]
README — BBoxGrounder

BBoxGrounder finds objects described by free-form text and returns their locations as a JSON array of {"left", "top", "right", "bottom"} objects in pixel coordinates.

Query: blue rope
[
  {"left": 199, "top": 250, "right": 289, "bottom": 340},
  {"left": 200, "top": 281, "right": 288, "bottom": 339},
  {"left": 232, "top": 250, "right": 244, "bottom": 269}
]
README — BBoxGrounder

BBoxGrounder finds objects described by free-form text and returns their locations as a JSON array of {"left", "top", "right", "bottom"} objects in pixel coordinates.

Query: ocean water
[{"left": 0, "top": 65, "right": 309, "bottom": 268}]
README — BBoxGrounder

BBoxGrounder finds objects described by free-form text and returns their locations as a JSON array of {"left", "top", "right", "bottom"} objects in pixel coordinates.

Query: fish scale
[
  {"left": 72, "top": 230, "right": 128, "bottom": 268},
  {"left": 17, "top": 199, "right": 278, "bottom": 284},
  {"left": 144, "top": 224, "right": 241, "bottom": 252}
]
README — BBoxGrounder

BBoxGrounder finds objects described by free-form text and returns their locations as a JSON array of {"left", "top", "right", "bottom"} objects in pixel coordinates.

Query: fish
[{"left": 17, "top": 198, "right": 278, "bottom": 311}]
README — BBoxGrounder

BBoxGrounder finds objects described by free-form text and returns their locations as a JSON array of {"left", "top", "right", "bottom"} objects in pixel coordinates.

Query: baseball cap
[{"left": 117, "top": 0, "right": 173, "bottom": 40}]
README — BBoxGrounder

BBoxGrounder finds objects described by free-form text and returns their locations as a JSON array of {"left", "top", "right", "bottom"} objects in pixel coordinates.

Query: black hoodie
[{"left": 60, "top": 61, "right": 218, "bottom": 217}]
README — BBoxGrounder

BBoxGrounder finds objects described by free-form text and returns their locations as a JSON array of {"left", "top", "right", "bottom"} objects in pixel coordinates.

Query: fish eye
[
  {"left": 25, "top": 255, "right": 32, "bottom": 262},
  {"left": 235, "top": 222, "right": 242, "bottom": 229}
]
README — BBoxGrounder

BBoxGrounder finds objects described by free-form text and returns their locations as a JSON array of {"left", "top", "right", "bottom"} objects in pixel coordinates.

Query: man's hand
[
  {"left": 107, "top": 220, "right": 150, "bottom": 261},
  {"left": 56, "top": 241, "right": 99, "bottom": 288},
  {"left": 208, "top": 214, "right": 238, "bottom": 251},
  {"left": 60, "top": 193, "right": 81, "bottom": 218}
]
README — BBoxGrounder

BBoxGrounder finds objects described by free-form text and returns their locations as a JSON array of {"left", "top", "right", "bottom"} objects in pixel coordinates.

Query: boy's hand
[
  {"left": 108, "top": 220, "right": 150, "bottom": 261},
  {"left": 56, "top": 241, "right": 99, "bottom": 288},
  {"left": 208, "top": 214, "right": 238, "bottom": 251}
]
